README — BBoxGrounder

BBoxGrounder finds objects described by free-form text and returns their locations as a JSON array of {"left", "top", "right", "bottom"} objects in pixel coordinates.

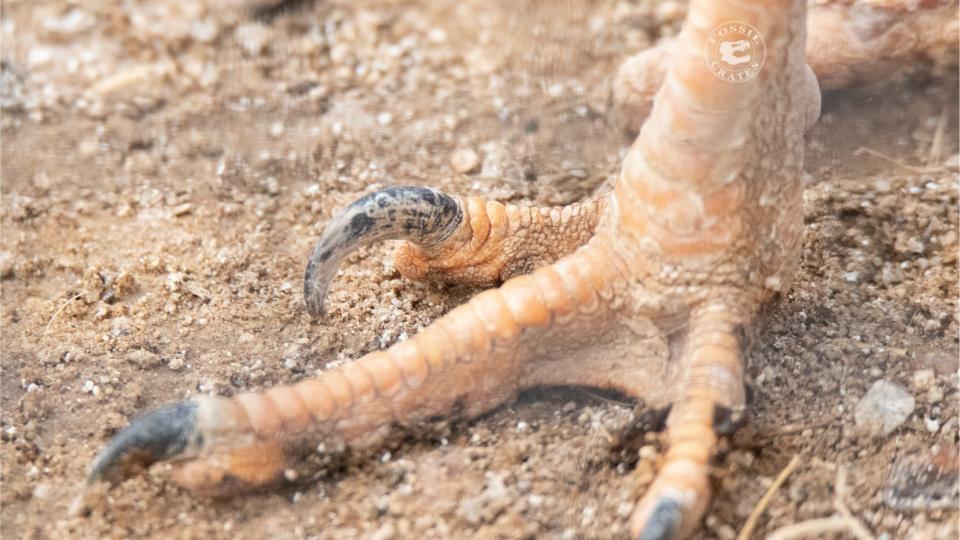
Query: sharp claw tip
[
  {"left": 635, "top": 496, "right": 684, "bottom": 540},
  {"left": 87, "top": 401, "right": 199, "bottom": 485}
]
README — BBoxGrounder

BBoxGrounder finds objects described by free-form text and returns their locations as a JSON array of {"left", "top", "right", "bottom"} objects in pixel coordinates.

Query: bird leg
[
  {"left": 614, "top": 0, "right": 958, "bottom": 131},
  {"left": 611, "top": 0, "right": 810, "bottom": 536}
]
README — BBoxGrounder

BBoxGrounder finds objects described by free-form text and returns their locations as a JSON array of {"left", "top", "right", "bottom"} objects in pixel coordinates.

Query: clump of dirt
[{"left": 2, "top": 1, "right": 957, "bottom": 539}]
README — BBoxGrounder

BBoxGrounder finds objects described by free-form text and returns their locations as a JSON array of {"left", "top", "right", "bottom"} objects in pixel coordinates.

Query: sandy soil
[{"left": 1, "top": 1, "right": 958, "bottom": 539}]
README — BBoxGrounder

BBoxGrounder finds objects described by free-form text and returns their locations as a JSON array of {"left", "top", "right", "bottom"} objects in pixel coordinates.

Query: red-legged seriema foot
[
  {"left": 303, "top": 186, "right": 604, "bottom": 315},
  {"left": 86, "top": 0, "right": 819, "bottom": 537}
]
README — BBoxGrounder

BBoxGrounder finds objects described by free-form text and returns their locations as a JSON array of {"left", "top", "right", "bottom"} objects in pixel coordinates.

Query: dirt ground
[{"left": 1, "top": 1, "right": 958, "bottom": 539}]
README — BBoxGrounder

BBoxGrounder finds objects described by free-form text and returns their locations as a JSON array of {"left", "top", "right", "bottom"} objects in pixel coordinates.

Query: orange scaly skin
[
  {"left": 90, "top": 1, "right": 812, "bottom": 538},
  {"left": 615, "top": 0, "right": 959, "bottom": 129},
  {"left": 395, "top": 195, "right": 605, "bottom": 286}
]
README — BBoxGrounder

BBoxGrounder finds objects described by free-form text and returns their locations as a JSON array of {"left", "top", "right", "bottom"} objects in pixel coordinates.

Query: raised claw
[
  {"left": 304, "top": 186, "right": 463, "bottom": 316},
  {"left": 88, "top": 401, "right": 199, "bottom": 485}
]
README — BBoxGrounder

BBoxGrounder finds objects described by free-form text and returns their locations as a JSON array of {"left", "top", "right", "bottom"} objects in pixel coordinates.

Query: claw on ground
[
  {"left": 635, "top": 495, "right": 684, "bottom": 540},
  {"left": 87, "top": 401, "right": 199, "bottom": 485},
  {"left": 303, "top": 186, "right": 463, "bottom": 316}
]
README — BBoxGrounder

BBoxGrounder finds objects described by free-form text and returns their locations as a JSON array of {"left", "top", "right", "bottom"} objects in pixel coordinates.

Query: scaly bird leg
[
  {"left": 616, "top": 0, "right": 809, "bottom": 536},
  {"left": 304, "top": 186, "right": 603, "bottom": 315},
  {"left": 614, "top": 0, "right": 958, "bottom": 131},
  {"left": 90, "top": 237, "right": 670, "bottom": 492}
]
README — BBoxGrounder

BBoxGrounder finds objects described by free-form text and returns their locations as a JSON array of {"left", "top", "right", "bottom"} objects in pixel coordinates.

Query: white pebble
[
  {"left": 911, "top": 369, "right": 936, "bottom": 392},
  {"left": 854, "top": 380, "right": 915, "bottom": 438},
  {"left": 927, "top": 386, "right": 944, "bottom": 404},
  {"left": 450, "top": 148, "right": 480, "bottom": 174},
  {"left": 235, "top": 23, "right": 270, "bottom": 56},
  {"left": 638, "top": 445, "right": 658, "bottom": 460},
  {"left": 581, "top": 505, "right": 596, "bottom": 526},
  {"left": 369, "top": 523, "right": 396, "bottom": 540}
]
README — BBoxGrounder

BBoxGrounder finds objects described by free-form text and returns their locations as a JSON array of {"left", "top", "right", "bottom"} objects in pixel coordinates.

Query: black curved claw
[
  {"left": 304, "top": 187, "right": 463, "bottom": 316},
  {"left": 88, "top": 401, "right": 199, "bottom": 484},
  {"left": 636, "top": 496, "right": 683, "bottom": 540}
]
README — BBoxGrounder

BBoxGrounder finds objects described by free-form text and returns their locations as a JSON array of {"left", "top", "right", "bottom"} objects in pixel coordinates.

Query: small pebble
[
  {"left": 369, "top": 523, "right": 396, "bottom": 540},
  {"left": 235, "top": 24, "right": 270, "bottom": 56},
  {"left": 127, "top": 349, "right": 161, "bottom": 369},
  {"left": 450, "top": 148, "right": 480, "bottom": 174},
  {"left": 717, "top": 525, "right": 737, "bottom": 540},
  {"left": 581, "top": 505, "right": 596, "bottom": 526},
  {"left": 906, "top": 237, "right": 925, "bottom": 254},
  {"left": 854, "top": 380, "right": 915, "bottom": 437},
  {"left": 911, "top": 369, "right": 936, "bottom": 392},
  {"left": 32, "top": 483, "right": 51, "bottom": 500},
  {"left": 926, "top": 386, "right": 944, "bottom": 404}
]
